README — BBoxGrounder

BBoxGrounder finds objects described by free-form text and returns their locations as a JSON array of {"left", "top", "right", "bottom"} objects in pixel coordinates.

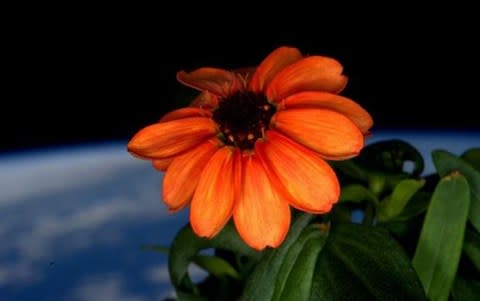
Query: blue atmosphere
[{"left": 0, "top": 130, "right": 478, "bottom": 300}]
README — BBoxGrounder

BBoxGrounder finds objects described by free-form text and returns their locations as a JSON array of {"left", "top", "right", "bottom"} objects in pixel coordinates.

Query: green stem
[{"left": 363, "top": 203, "right": 375, "bottom": 225}]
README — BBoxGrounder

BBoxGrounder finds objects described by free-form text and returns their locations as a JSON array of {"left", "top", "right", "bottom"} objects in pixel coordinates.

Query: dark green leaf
[
  {"left": 464, "top": 227, "right": 480, "bottom": 272},
  {"left": 355, "top": 139, "right": 424, "bottom": 176},
  {"left": 412, "top": 173, "right": 471, "bottom": 301},
  {"left": 392, "top": 191, "right": 431, "bottom": 221},
  {"left": 377, "top": 179, "right": 425, "bottom": 222},
  {"left": 462, "top": 148, "right": 480, "bottom": 172},
  {"left": 379, "top": 192, "right": 430, "bottom": 238},
  {"left": 340, "top": 184, "right": 379, "bottom": 206},
  {"left": 312, "top": 223, "right": 426, "bottom": 301},
  {"left": 192, "top": 255, "right": 240, "bottom": 279},
  {"left": 451, "top": 276, "right": 480, "bottom": 301},
  {"left": 176, "top": 291, "right": 209, "bottom": 301},
  {"left": 276, "top": 230, "right": 327, "bottom": 301},
  {"left": 242, "top": 214, "right": 316, "bottom": 301},
  {"left": 169, "top": 222, "right": 260, "bottom": 292},
  {"left": 432, "top": 150, "right": 480, "bottom": 233},
  {"left": 330, "top": 204, "right": 353, "bottom": 223},
  {"left": 331, "top": 160, "right": 368, "bottom": 181}
]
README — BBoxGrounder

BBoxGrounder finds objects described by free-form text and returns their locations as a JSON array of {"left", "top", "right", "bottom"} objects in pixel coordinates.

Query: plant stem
[{"left": 363, "top": 203, "right": 375, "bottom": 225}]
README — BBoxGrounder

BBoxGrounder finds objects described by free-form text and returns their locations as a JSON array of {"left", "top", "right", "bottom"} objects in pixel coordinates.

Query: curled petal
[
  {"left": 127, "top": 117, "right": 218, "bottom": 159},
  {"left": 272, "top": 108, "right": 364, "bottom": 160},
  {"left": 163, "top": 139, "right": 220, "bottom": 212},
  {"left": 266, "top": 56, "right": 348, "bottom": 101},
  {"left": 160, "top": 107, "right": 212, "bottom": 123},
  {"left": 190, "top": 147, "right": 238, "bottom": 238},
  {"left": 233, "top": 153, "right": 291, "bottom": 250},
  {"left": 249, "top": 47, "right": 303, "bottom": 93},
  {"left": 177, "top": 68, "right": 241, "bottom": 98},
  {"left": 256, "top": 131, "right": 340, "bottom": 213},
  {"left": 152, "top": 157, "right": 174, "bottom": 171},
  {"left": 280, "top": 91, "right": 373, "bottom": 134}
]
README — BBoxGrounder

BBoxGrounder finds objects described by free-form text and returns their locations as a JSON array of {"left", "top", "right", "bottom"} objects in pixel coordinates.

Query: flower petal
[
  {"left": 272, "top": 108, "right": 364, "bottom": 160},
  {"left": 127, "top": 117, "right": 218, "bottom": 159},
  {"left": 152, "top": 157, "right": 173, "bottom": 171},
  {"left": 190, "top": 147, "right": 238, "bottom": 238},
  {"left": 189, "top": 91, "right": 219, "bottom": 110},
  {"left": 249, "top": 47, "right": 302, "bottom": 93},
  {"left": 256, "top": 131, "right": 340, "bottom": 213},
  {"left": 233, "top": 153, "right": 291, "bottom": 250},
  {"left": 177, "top": 68, "right": 241, "bottom": 98},
  {"left": 163, "top": 139, "right": 220, "bottom": 212},
  {"left": 160, "top": 107, "right": 212, "bottom": 123},
  {"left": 279, "top": 91, "right": 373, "bottom": 134},
  {"left": 266, "top": 56, "right": 348, "bottom": 101}
]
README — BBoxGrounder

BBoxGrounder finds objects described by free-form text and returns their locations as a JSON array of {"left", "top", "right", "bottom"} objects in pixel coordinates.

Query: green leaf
[
  {"left": 356, "top": 139, "right": 424, "bottom": 176},
  {"left": 462, "top": 148, "right": 480, "bottom": 172},
  {"left": 330, "top": 204, "right": 353, "bottom": 223},
  {"left": 392, "top": 191, "right": 431, "bottom": 221},
  {"left": 340, "top": 184, "right": 379, "bottom": 206},
  {"left": 377, "top": 179, "right": 425, "bottom": 222},
  {"left": 331, "top": 160, "right": 368, "bottom": 181},
  {"left": 276, "top": 229, "right": 328, "bottom": 301},
  {"left": 169, "top": 222, "right": 260, "bottom": 292},
  {"left": 176, "top": 291, "right": 209, "bottom": 301},
  {"left": 192, "top": 255, "right": 240, "bottom": 279},
  {"left": 451, "top": 276, "right": 480, "bottom": 301},
  {"left": 241, "top": 214, "right": 316, "bottom": 301},
  {"left": 379, "top": 191, "right": 431, "bottom": 238},
  {"left": 312, "top": 223, "right": 427, "bottom": 301},
  {"left": 412, "top": 173, "right": 471, "bottom": 301},
  {"left": 432, "top": 150, "right": 480, "bottom": 233},
  {"left": 243, "top": 221, "right": 425, "bottom": 301},
  {"left": 464, "top": 227, "right": 480, "bottom": 272}
]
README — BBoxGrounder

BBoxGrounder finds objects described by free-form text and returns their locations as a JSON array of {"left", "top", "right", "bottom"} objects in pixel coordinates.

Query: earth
[{"left": 0, "top": 130, "right": 478, "bottom": 300}]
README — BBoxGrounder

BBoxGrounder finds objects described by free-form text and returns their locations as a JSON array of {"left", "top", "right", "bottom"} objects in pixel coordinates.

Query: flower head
[{"left": 128, "top": 47, "right": 373, "bottom": 250}]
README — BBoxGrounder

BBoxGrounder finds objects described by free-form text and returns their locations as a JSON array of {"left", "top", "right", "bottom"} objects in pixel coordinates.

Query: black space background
[{"left": 2, "top": 7, "right": 478, "bottom": 152}]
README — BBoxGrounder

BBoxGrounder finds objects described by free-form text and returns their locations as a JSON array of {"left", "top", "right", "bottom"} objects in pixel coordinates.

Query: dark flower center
[{"left": 212, "top": 91, "right": 276, "bottom": 150}]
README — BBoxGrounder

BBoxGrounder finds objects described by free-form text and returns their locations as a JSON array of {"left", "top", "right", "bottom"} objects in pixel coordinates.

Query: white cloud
[
  {"left": 0, "top": 143, "right": 173, "bottom": 287},
  {"left": 146, "top": 265, "right": 171, "bottom": 283},
  {"left": 146, "top": 264, "right": 208, "bottom": 285},
  {"left": 0, "top": 144, "right": 140, "bottom": 205},
  {"left": 72, "top": 274, "right": 147, "bottom": 301}
]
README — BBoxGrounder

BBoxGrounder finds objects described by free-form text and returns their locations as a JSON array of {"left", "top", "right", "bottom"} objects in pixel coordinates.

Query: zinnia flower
[{"left": 128, "top": 47, "right": 373, "bottom": 250}]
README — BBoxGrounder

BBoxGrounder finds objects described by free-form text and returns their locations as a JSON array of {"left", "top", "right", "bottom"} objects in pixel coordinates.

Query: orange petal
[
  {"left": 233, "top": 153, "right": 291, "bottom": 250},
  {"left": 249, "top": 47, "right": 303, "bottom": 93},
  {"left": 163, "top": 139, "right": 220, "bottom": 212},
  {"left": 177, "top": 68, "right": 241, "bottom": 98},
  {"left": 189, "top": 91, "right": 219, "bottom": 110},
  {"left": 280, "top": 91, "right": 373, "bottom": 134},
  {"left": 272, "top": 108, "right": 364, "bottom": 160},
  {"left": 152, "top": 157, "right": 174, "bottom": 171},
  {"left": 127, "top": 117, "right": 218, "bottom": 159},
  {"left": 160, "top": 107, "right": 212, "bottom": 123},
  {"left": 190, "top": 147, "right": 238, "bottom": 238},
  {"left": 266, "top": 56, "right": 348, "bottom": 101},
  {"left": 256, "top": 131, "right": 340, "bottom": 213}
]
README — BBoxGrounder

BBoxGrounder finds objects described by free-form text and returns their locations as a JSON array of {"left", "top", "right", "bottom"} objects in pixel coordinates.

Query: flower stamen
[{"left": 212, "top": 91, "right": 276, "bottom": 150}]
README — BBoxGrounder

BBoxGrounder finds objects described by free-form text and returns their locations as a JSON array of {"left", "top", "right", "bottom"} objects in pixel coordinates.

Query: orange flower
[{"left": 128, "top": 47, "right": 373, "bottom": 250}]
